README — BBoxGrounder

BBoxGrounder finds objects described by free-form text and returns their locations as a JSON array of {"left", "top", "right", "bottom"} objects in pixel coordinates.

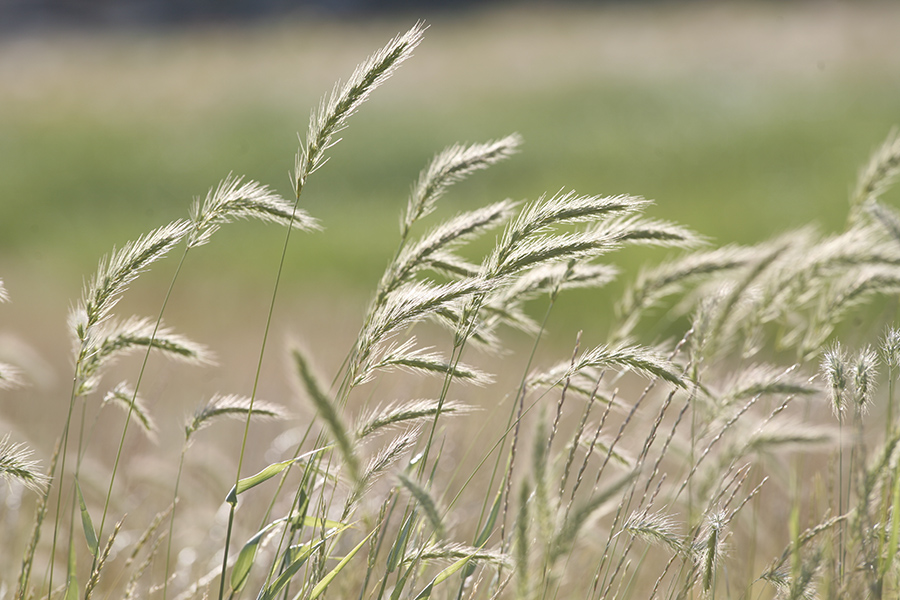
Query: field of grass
[{"left": 3, "top": 3, "right": 900, "bottom": 599}]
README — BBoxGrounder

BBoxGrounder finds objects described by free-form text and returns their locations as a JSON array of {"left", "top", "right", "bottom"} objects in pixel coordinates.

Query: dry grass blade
[
  {"left": 71, "top": 220, "right": 191, "bottom": 344},
  {"left": 297, "top": 22, "right": 426, "bottom": 187},
  {"left": 186, "top": 394, "right": 287, "bottom": 439},
  {"left": 403, "top": 134, "right": 522, "bottom": 235},
  {"left": 0, "top": 434, "right": 50, "bottom": 494},
  {"left": 188, "top": 174, "right": 320, "bottom": 247}
]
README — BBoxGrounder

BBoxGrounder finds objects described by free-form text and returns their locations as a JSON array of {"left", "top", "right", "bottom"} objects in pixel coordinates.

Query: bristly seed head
[{"left": 821, "top": 342, "right": 848, "bottom": 421}]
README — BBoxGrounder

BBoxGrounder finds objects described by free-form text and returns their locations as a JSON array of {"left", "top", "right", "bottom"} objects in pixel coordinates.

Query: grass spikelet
[
  {"left": 720, "top": 364, "right": 819, "bottom": 405},
  {"left": 349, "top": 429, "right": 419, "bottom": 512},
  {"left": 361, "top": 338, "right": 491, "bottom": 387},
  {"left": 821, "top": 343, "right": 849, "bottom": 421},
  {"left": 850, "top": 127, "right": 900, "bottom": 217},
  {"left": 615, "top": 244, "right": 755, "bottom": 340},
  {"left": 293, "top": 346, "right": 360, "bottom": 481},
  {"left": 398, "top": 472, "right": 445, "bottom": 539},
  {"left": 698, "top": 510, "right": 726, "bottom": 594},
  {"left": 883, "top": 327, "right": 900, "bottom": 369},
  {"left": 0, "top": 434, "right": 50, "bottom": 494},
  {"left": 0, "top": 278, "right": 8, "bottom": 302},
  {"left": 514, "top": 480, "right": 531, "bottom": 600},
  {"left": 296, "top": 22, "right": 425, "bottom": 188},
  {"left": 84, "top": 517, "right": 123, "bottom": 600},
  {"left": 71, "top": 220, "right": 191, "bottom": 344},
  {"left": 356, "top": 278, "right": 487, "bottom": 367},
  {"left": 185, "top": 394, "right": 286, "bottom": 439},
  {"left": 103, "top": 382, "right": 156, "bottom": 439},
  {"left": 402, "top": 542, "right": 511, "bottom": 568},
  {"left": 0, "top": 362, "right": 22, "bottom": 390},
  {"left": 623, "top": 509, "right": 684, "bottom": 555},
  {"left": 387, "top": 200, "right": 517, "bottom": 291},
  {"left": 402, "top": 135, "right": 522, "bottom": 236},
  {"left": 188, "top": 174, "right": 320, "bottom": 248},
  {"left": 559, "top": 343, "right": 685, "bottom": 388},
  {"left": 76, "top": 316, "right": 212, "bottom": 396},
  {"left": 356, "top": 399, "right": 471, "bottom": 439},
  {"left": 594, "top": 214, "right": 703, "bottom": 249},
  {"left": 867, "top": 200, "right": 900, "bottom": 246},
  {"left": 852, "top": 345, "right": 878, "bottom": 414}
]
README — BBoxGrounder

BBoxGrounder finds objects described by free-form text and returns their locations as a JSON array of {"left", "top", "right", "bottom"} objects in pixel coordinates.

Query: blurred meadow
[{"left": 2, "top": 2, "right": 900, "bottom": 593}]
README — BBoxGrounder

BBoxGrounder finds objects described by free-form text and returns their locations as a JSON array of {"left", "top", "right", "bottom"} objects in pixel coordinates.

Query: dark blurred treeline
[{"left": 0, "top": 0, "right": 725, "bottom": 31}]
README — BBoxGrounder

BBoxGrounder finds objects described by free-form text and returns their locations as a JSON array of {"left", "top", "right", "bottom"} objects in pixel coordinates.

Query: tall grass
[{"left": 5, "top": 24, "right": 900, "bottom": 600}]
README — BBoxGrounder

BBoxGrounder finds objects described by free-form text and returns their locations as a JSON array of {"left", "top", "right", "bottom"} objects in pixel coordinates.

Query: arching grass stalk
[{"left": 217, "top": 24, "right": 424, "bottom": 600}]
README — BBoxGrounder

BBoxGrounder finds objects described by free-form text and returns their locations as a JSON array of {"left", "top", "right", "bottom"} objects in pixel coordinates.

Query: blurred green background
[{"left": 1, "top": 2, "right": 899, "bottom": 401}]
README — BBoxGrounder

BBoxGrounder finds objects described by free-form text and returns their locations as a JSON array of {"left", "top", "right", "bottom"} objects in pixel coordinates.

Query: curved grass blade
[
  {"left": 309, "top": 528, "right": 378, "bottom": 600},
  {"left": 412, "top": 551, "right": 480, "bottom": 600},
  {"left": 225, "top": 446, "right": 327, "bottom": 505},
  {"left": 75, "top": 478, "right": 99, "bottom": 557}
]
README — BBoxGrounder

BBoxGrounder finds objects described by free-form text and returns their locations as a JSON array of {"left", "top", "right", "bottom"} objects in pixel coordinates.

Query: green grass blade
[
  {"left": 387, "top": 512, "right": 417, "bottom": 573},
  {"left": 230, "top": 518, "right": 283, "bottom": 593},
  {"left": 75, "top": 478, "right": 99, "bottom": 557},
  {"left": 65, "top": 537, "right": 78, "bottom": 600},
  {"left": 225, "top": 446, "right": 327, "bottom": 505},
  {"left": 309, "top": 528, "right": 378, "bottom": 600},
  {"left": 413, "top": 552, "right": 479, "bottom": 600}
]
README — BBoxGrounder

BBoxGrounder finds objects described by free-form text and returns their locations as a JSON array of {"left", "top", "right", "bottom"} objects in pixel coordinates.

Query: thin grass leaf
[
  {"left": 188, "top": 174, "right": 319, "bottom": 248},
  {"left": 226, "top": 446, "right": 327, "bottom": 505},
  {"left": 84, "top": 518, "right": 122, "bottom": 599},
  {"left": 388, "top": 512, "right": 418, "bottom": 574},
  {"left": 259, "top": 537, "right": 326, "bottom": 600},
  {"left": 549, "top": 470, "right": 636, "bottom": 563},
  {"left": 403, "top": 135, "right": 521, "bottom": 235},
  {"left": 411, "top": 550, "right": 487, "bottom": 600},
  {"left": 0, "top": 434, "right": 49, "bottom": 494},
  {"left": 75, "top": 477, "right": 99, "bottom": 557},
  {"left": 65, "top": 537, "right": 78, "bottom": 600},
  {"left": 398, "top": 472, "right": 445, "bottom": 539},
  {"left": 308, "top": 528, "right": 378, "bottom": 600}
]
